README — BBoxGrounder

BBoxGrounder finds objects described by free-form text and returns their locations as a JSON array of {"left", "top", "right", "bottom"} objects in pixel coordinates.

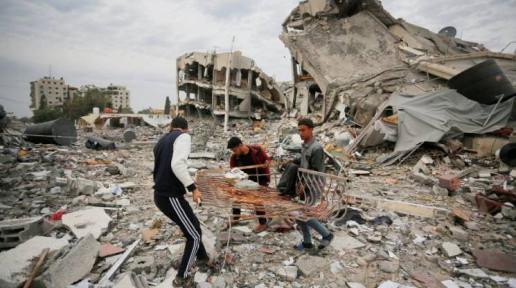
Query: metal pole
[
  {"left": 224, "top": 36, "right": 235, "bottom": 133},
  {"left": 483, "top": 94, "right": 505, "bottom": 127}
]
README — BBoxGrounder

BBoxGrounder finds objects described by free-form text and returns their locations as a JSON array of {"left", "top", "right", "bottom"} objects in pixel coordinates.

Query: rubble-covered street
[{"left": 1, "top": 113, "right": 515, "bottom": 288}]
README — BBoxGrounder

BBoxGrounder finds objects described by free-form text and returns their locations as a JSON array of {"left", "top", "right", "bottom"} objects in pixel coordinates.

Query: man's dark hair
[
  {"left": 171, "top": 116, "right": 188, "bottom": 130},
  {"left": 227, "top": 137, "right": 243, "bottom": 149},
  {"left": 298, "top": 118, "right": 314, "bottom": 128}
]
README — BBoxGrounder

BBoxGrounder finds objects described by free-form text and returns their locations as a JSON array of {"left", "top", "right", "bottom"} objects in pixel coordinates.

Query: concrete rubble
[
  {"left": 33, "top": 233, "right": 100, "bottom": 288},
  {"left": 0, "top": 236, "right": 69, "bottom": 288},
  {"left": 0, "top": 1, "right": 515, "bottom": 288},
  {"left": 1, "top": 114, "right": 515, "bottom": 287}
]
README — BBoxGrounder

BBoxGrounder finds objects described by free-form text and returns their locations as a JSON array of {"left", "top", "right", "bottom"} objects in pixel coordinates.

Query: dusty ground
[{"left": 1, "top": 117, "right": 515, "bottom": 288}]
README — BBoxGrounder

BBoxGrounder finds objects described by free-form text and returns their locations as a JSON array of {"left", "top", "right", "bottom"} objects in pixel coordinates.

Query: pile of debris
[
  {"left": 0, "top": 110, "right": 515, "bottom": 287},
  {"left": 281, "top": 0, "right": 516, "bottom": 126}
]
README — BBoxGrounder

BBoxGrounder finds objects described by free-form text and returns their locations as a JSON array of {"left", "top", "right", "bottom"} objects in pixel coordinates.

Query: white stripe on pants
[{"left": 169, "top": 197, "right": 200, "bottom": 278}]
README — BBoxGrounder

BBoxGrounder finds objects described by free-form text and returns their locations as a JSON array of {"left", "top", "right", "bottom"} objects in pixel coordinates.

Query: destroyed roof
[
  {"left": 177, "top": 51, "right": 283, "bottom": 93},
  {"left": 281, "top": 0, "right": 515, "bottom": 125},
  {"left": 283, "top": 0, "right": 397, "bottom": 28},
  {"left": 177, "top": 51, "right": 255, "bottom": 72},
  {"left": 176, "top": 50, "right": 287, "bottom": 116}
]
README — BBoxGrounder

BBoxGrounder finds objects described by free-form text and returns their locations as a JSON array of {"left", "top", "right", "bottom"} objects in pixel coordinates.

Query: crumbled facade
[
  {"left": 280, "top": 0, "right": 516, "bottom": 125},
  {"left": 30, "top": 77, "right": 69, "bottom": 110},
  {"left": 176, "top": 51, "right": 286, "bottom": 118}
]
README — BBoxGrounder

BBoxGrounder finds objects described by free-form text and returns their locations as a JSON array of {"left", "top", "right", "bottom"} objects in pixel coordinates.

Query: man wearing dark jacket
[
  {"left": 153, "top": 116, "right": 209, "bottom": 287},
  {"left": 228, "top": 137, "right": 271, "bottom": 233}
]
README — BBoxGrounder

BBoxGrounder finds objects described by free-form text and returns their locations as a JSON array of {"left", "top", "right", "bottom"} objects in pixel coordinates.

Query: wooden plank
[{"left": 23, "top": 248, "right": 49, "bottom": 288}]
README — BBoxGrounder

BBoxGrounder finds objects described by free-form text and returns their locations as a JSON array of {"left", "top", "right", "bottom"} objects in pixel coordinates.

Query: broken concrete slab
[
  {"left": 98, "top": 239, "right": 140, "bottom": 286},
  {"left": 33, "top": 233, "right": 100, "bottom": 288},
  {"left": 472, "top": 249, "right": 516, "bottom": 273},
  {"left": 128, "top": 256, "right": 155, "bottom": 274},
  {"left": 441, "top": 280, "right": 460, "bottom": 288},
  {"left": 0, "top": 236, "right": 69, "bottom": 288},
  {"left": 378, "top": 281, "right": 400, "bottom": 288},
  {"left": 194, "top": 272, "right": 209, "bottom": 283},
  {"left": 201, "top": 223, "right": 218, "bottom": 260},
  {"left": 62, "top": 207, "right": 112, "bottom": 239},
  {"left": 167, "top": 243, "right": 184, "bottom": 258},
  {"left": 410, "top": 271, "right": 446, "bottom": 288},
  {"left": 268, "top": 265, "right": 298, "bottom": 281},
  {"left": 441, "top": 242, "right": 462, "bottom": 257},
  {"left": 457, "top": 268, "right": 489, "bottom": 279},
  {"left": 113, "top": 273, "right": 137, "bottom": 288},
  {"left": 212, "top": 276, "right": 226, "bottom": 288},
  {"left": 99, "top": 243, "right": 125, "bottom": 258},
  {"left": 154, "top": 270, "right": 177, "bottom": 288},
  {"left": 379, "top": 261, "right": 400, "bottom": 273},
  {"left": 447, "top": 225, "right": 468, "bottom": 241},
  {"left": 67, "top": 178, "right": 97, "bottom": 196},
  {"left": 296, "top": 255, "right": 329, "bottom": 276},
  {"left": 331, "top": 231, "right": 366, "bottom": 251},
  {"left": 347, "top": 283, "right": 367, "bottom": 288}
]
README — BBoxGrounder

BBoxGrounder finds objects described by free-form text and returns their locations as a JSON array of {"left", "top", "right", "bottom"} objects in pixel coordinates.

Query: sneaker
[
  {"left": 172, "top": 275, "right": 193, "bottom": 288},
  {"left": 318, "top": 233, "right": 334, "bottom": 249},
  {"left": 253, "top": 224, "right": 268, "bottom": 233},
  {"left": 293, "top": 242, "right": 314, "bottom": 251}
]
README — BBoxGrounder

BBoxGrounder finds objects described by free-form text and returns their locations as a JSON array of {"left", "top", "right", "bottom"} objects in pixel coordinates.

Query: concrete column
[
  {"left": 247, "top": 70, "right": 253, "bottom": 118},
  {"left": 291, "top": 57, "right": 298, "bottom": 109}
]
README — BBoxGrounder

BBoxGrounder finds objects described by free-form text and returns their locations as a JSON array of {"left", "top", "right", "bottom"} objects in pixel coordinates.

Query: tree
[
  {"left": 117, "top": 105, "right": 123, "bottom": 113},
  {"left": 164, "top": 96, "right": 171, "bottom": 115},
  {"left": 32, "top": 108, "right": 63, "bottom": 123},
  {"left": 120, "top": 107, "right": 134, "bottom": 114},
  {"left": 62, "top": 88, "right": 111, "bottom": 120},
  {"left": 138, "top": 107, "right": 154, "bottom": 114},
  {"left": 39, "top": 95, "right": 47, "bottom": 110}
]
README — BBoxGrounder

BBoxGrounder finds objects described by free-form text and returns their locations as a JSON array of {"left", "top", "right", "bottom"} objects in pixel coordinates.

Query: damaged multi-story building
[
  {"left": 176, "top": 51, "right": 286, "bottom": 118},
  {"left": 280, "top": 0, "right": 516, "bottom": 125}
]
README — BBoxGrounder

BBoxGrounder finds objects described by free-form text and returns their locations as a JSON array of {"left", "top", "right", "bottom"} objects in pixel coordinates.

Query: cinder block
[
  {"left": 0, "top": 217, "right": 44, "bottom": 248},
  {"left": 438, "top": 175, "right": 460, "bottom": 191}
]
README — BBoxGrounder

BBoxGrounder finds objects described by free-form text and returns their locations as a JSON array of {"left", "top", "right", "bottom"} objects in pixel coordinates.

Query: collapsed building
[
  {"left": 280, "top": 0, "right": 516, "bottom": 125},
  {"left": 176, "top": 51, "right": 287, "bottom": 118}
]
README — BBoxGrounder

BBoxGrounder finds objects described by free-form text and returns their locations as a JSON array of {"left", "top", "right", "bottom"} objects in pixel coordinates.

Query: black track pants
[{"left": 154, "top": 194, "right": 209, "bottom": 278}]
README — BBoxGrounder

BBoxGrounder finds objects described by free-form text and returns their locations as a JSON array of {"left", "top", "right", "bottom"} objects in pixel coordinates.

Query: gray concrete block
[
  {"left": 0, "top": 236, "right": 69, "bottom": 288},
  {"left": 33, "top": 233, "right": 100, "bottom": 288},
  {"left": 0, "top": 216, "right": 44, "bottom": 248}
]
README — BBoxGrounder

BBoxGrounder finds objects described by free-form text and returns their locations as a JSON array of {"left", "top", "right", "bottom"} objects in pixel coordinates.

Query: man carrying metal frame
[
  {"left": 227, "top": 136, "right": 272, "bottom": 233},
  {"left": 278, "top": 118, "right": 334, "bottom": 250}
]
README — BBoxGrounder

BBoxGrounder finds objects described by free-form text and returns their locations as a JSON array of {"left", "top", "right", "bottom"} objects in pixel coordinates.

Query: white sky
[{"left": 1, "top": 0, "right": 515, "bottom": 117}]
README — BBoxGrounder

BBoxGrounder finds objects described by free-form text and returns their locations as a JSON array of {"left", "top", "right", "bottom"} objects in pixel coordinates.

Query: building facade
[
  {"left": 79, "top": 84, "right": 131, "bottom": 111},
  {"left": 30, "top": 77, "right": 69, "bottom": 110},
  {"left": 106, "top": 84, "right": 130, "bottom": 110}
]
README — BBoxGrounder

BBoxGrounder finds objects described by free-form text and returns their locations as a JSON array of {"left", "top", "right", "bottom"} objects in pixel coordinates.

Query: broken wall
[
  {"left": 281, "top": 0, "right": 516, "bottom": 125},
  {"left": 176, "top": 51, "right": 286, "bottom": 118}
]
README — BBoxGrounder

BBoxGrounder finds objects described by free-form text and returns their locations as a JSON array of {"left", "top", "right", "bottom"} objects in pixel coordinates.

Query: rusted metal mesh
[{"left": 196, "top": 168, "right": 347, "bottom": 221}]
